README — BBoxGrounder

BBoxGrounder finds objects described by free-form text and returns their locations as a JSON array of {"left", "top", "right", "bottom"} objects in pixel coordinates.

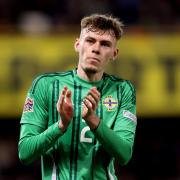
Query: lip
[{"left": 87, "top": 57, "right": 100, "bottom": 62}]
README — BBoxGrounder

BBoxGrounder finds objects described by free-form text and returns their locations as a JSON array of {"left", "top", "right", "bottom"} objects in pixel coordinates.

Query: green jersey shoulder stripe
[
  {"left": 30, "top": 71, "right": 73, "bottom": 94},
  {"left": 105, "top": 73, "right": 124, "bottom": 82},
  {"left": 126, "top": 80, "right": 136, "bottom": 105}
]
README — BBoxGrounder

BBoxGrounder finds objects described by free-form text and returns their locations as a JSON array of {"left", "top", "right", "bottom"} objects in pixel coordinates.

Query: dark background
[{"left": 1, "top": 117, "right": 180, "bottom": 179}]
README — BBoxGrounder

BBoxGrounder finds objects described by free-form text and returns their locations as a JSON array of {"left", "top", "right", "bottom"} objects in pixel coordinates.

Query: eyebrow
[
  {"left": 85, "top": 36, "right": 112, "bottom": 46},
  {"left": 101, "top": 40, "right": 112, "bottom": 46}
]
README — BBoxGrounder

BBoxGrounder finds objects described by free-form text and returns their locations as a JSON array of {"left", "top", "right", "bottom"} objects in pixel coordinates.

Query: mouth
[{"left": 87, "top": 57, "right": 100, "bottom": 63}]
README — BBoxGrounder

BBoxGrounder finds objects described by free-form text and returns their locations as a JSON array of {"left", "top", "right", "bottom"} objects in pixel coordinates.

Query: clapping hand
[
  {"left": 82, "top": 87, "right": 100, "bottom": 130},
  {"left": 57, "top": 87, "right": 73, "bottom": 131}
]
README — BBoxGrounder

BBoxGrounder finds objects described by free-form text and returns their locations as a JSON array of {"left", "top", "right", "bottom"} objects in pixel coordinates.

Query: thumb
[{"left": 65, "top": 90, "right": 72, "bottom": 103}]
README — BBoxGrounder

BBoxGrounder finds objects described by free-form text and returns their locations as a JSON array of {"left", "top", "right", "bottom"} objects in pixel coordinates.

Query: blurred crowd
[{"left": 0, "top": 0, "right": 179, "bottom": 33}]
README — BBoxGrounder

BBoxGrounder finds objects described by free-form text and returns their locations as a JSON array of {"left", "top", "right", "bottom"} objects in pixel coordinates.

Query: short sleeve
[{"left": 20, "top": 77, "right": 49, "bottom": 129}]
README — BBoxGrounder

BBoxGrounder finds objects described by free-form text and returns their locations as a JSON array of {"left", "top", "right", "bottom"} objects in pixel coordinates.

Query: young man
[{"left": 18, "top": 14, "right": 137, "bottom": 180}]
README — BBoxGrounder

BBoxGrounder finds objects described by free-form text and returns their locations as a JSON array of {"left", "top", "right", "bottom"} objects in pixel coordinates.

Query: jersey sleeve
[
  {"left": 20, "top": 77, "right": 49, "bottom": 128},
  {"left": 19, "top": 122, "right": 63, "bottom": 165},
  {"left": 93, "top": 80, "right": 137, "bottom": 165},
  {"left": 19, "top": 77, "right": 63, "bottom": 165}
]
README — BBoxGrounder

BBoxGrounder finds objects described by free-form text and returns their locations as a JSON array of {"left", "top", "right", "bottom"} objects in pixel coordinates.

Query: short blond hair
[{"left": 81, "top": 14, "right": 124, "bottom": 40}]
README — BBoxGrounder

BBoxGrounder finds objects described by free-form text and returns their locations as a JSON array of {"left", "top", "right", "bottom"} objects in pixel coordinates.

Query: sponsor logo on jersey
[
  {"left": 123, "top": 110, "right": 137, "bottom": 123},
  {"left": 23, "top": 97, "right": 34, "bottom": 112},
  {"left": 103, "top": 96, "right": 118, "bottom": 111}
]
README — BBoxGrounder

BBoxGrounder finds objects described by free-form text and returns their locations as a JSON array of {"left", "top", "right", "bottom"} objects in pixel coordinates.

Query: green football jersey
[{"left": 19, "top": 69, "right": 137, "bottom": 180}]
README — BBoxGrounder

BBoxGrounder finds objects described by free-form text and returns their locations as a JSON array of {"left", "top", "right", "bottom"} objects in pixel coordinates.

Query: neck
[{"left": 77, "top": 68, "right": 103, "bottom": 82}]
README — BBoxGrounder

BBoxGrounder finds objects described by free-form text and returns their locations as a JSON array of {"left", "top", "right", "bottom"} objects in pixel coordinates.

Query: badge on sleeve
[
  {"left": 23, "top": 97, "right": 34, "bottom": 113},
  {"left": 123, "top": 110, "right": 137, "bottom": 123}
]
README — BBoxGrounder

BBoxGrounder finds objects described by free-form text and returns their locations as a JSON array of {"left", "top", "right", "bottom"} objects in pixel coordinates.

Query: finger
[
  {"left": 91, "top": 87, "right": 100, "bottom": 97},
  {"left": 62, "top": 86, "right": 68, "bottom": 94},
  {"left": 88, "top": 87, "right": 100, "bottom": 104},
  {"left": 85, "top": 95, "right": 96, "bottom": 110},
  {"left": 83, "top": 98, "right": 93, "bottom": 110},
  {"left": 58, "top": 87, "right": 67, "bottom": 101},
  {"left": 57, "top": 87, "right": 67, "bottom": 110},
  {"left": 65, "top": 89, "right": 72, "bottom": 103},
  {"left": 57, "top": 95, "right": 64, "bottom": 112},
  {"left": 82, "top": 102, "right": 88, "bottom": 118}
]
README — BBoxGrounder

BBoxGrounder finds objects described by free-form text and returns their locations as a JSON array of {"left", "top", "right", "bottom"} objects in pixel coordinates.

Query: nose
[{"left": 92, "top": 43, "right": 100, "bottom": 54}]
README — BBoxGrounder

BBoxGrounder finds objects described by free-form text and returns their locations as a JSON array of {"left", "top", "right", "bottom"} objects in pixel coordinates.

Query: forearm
[
  {"left": 18, "top": 122, "right": 63, "bottom": 165},
  {"left": 93, "top": 121, "right": 133, "bottom": 165}
]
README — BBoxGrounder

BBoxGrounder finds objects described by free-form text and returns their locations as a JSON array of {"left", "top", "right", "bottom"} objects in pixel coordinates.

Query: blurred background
[{"left": 0, "top": 0, "right": 180, "bottom": 179}]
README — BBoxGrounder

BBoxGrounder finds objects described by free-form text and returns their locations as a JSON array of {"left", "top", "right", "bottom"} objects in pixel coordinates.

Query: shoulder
[
  {"left": 30, "top": 70, "right": 73, "bottom": 94},
  {"left": 104, "top": 73, "right": 132, "bottom": 86},
  {"left": 104, "top": 73, "right": 124, "bottom": 82},
  {"left": 104, "top": 73, "right": 136, "bottom": 92},
  {"left": 34, "top": 70, "right": 73, "bottom": 82}
]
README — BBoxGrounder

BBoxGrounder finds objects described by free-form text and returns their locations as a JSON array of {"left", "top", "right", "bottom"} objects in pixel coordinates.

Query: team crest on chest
[{"left": 103, "top": 96, "right": 118, "bottom": 111}]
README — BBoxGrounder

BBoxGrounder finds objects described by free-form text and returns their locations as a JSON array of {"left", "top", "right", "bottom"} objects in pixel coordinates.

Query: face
[{"left": 75, "top": 28, "right": 119, "bottom": 75}]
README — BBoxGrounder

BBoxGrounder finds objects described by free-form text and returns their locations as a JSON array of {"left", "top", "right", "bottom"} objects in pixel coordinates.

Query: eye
[
  {"left": 101, "top": 41, "right": 111, "bottom": 47},
  {"left": 86, "top": 39, "right": 94, "bottom": 43}
]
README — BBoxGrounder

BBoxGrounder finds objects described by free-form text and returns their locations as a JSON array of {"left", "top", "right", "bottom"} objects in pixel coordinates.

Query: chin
[{"left": 84, "top": 67, "right": 98, "bottom": 74}]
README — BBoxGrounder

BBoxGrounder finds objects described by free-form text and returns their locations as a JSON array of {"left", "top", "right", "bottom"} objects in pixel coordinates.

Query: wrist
[
  {"left": 85, "top": 114, "right": 100, "bottom": 130},
  {"left": 58, "top": 119, "right": 67, "bottom": 133}
]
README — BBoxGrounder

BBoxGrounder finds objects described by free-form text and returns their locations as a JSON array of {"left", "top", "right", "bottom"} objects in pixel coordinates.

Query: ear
[
  {"left": 112, "top": 48, "right": 119, "bottom": 61},
  {"left": 74, "top": 38, "right": 80, "bottom": 52}
]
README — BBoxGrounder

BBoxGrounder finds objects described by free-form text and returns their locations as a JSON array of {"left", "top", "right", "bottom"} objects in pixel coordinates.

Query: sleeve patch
[
  {"left": 123, "top": 110, "right": 137, "bottom": 123},
  {"left": 23, "top": 97, "right": 34, "bottom": 113}
]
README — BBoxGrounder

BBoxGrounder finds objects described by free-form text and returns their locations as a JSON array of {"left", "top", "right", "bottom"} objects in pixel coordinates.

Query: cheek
[
  {"left": 79, "top": 46, "right": 88, "bottom": 62},
  {"left": 104, "top": 51, "right": 113, "bottom": 60},
  {"left": 81, "top": 45, "right": 90, "bottom": 57}
]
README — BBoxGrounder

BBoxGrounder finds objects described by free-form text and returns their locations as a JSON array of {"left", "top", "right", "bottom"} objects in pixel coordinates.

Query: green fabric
[{"left": 18, "top": 69, "right": 137, "bottom": 180}]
